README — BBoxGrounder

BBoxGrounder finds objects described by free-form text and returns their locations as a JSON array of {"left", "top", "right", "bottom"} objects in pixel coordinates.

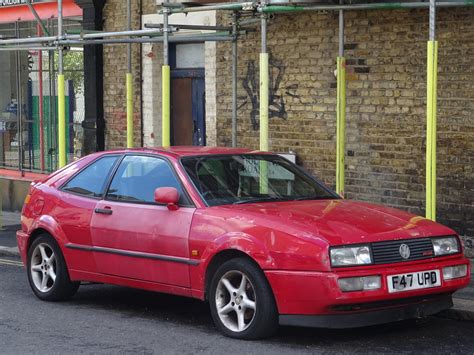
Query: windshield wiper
[{"left": 233, "top": 196, "right": 292, "bottom": 205}]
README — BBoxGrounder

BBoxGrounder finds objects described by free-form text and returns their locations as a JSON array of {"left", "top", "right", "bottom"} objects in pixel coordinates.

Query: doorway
[{"left": 170, "top": 43, "right": 206, "bottom": 146}]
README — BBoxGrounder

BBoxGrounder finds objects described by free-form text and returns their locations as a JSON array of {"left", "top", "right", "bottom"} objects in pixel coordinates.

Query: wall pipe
[
  {"left": 126, "top": 0, "right": 133, "bottom": 148},
  {"left": 259, "top": 1, "right": 474, "bottom": 13},
  {"left": 336, "top": 1, "right": 346, "bottom": 197},
  {"left": 162, "top": 0, "right": 171, "bottom": 147},
  {"left": 426, "top": 0, "right": 438, "bottom": 221},
  {"left": 231, "top": 12, "right": 239, "bottom": 147},
  {"left": 168, "top": 2, "right": 254, "bottom": 14}
]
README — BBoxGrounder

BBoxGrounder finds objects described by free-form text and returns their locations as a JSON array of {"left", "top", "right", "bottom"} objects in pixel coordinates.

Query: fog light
[
  {"left": 443, "top": 265, "right": 468, "bottom": 280},
  {"left": 338, "top": 276, "right": 381, "bottom": 292}
]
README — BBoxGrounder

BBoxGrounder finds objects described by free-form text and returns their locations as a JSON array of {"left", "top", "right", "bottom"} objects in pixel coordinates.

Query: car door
[
  {"left": 56, "top": 155, "right": 120, "bottom": 272},
  {"left": 90, "top": 154, "right": 195, "bottom": 287}
]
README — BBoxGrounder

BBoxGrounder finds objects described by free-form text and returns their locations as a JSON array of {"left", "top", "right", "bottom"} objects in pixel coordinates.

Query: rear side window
[{"left": 62, "top": 155, "right": 119, "bottom": 198}]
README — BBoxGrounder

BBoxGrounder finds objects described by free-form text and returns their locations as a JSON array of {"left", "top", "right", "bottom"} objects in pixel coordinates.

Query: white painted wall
[{"left": 141, "top": 11, "right": 217, "bottom": 147}]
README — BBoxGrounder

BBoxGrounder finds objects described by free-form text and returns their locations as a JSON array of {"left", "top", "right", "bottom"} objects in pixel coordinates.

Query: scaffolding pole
[
  {"left": 426, "top": 0, "right": 438, "bottom": 221},
  {"left": 162, "top": 1, "right": 171, "bottom": 147},
  {"left": 15, "top": 21, "right": 23, "bottom": 174},
  {"left": 259, "top": 6, "right": 269, "bottom": 194},
  {"left": 231, "top": 12, "right": 238, "bottom": 147},
  {"left": 38, "top": 25, "right": 45, "bottom": 171},
  {"left": 336, "top": 3, "right": 346, "bottom": 197},
  {"left": 26, "top": 0, "right": 50, "bottom": 36},
  {"left": 57, "top": 0, "right": 66, "bottom": 168},
  {"left": 126, "top": 0, "right": 133, "bottom": 148}
]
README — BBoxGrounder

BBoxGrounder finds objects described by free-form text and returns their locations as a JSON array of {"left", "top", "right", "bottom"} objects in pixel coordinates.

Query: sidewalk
[{"left": 1, "top": 210, "right": 473, "bottom": 322}]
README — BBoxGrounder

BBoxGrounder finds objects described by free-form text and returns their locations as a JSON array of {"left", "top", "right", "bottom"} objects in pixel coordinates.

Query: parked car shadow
[{"left": 69, "top": 283, "right": 466, "bottom": 349}]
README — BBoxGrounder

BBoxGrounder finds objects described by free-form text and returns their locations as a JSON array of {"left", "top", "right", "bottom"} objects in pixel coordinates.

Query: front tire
[
  {"left": 27, "top": 234, "right": 79, "bottom": 301},
  {"left": 209, "top": 258, "right": 278, "bottom": 339}
]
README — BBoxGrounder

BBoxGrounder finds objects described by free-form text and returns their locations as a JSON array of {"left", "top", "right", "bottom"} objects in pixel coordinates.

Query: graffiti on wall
[{"left": 241, "top": 53, "right": 300, "bottom": 130}]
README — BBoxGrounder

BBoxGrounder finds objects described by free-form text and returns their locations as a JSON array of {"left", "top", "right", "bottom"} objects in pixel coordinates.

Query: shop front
[{"left": 0, "top": 0, "right": 82, "bottom": 210}]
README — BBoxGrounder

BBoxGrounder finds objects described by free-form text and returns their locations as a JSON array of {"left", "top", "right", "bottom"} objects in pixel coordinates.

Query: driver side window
[{"left": 106, "top": 155, "right": 188, "bottom": 205}]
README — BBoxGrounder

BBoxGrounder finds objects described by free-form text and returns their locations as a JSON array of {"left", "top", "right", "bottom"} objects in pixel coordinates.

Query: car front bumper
[
  {"left": 279, "top": 293, "right": 452, "bottom": 328},
  {"left": 265, "top": 256, "right": 470, "bottom": 328}
]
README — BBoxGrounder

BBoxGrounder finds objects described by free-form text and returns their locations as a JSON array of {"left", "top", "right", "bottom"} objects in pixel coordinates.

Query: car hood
[{"left": 220, "top": 199, "right": 453, "bottom": 245}]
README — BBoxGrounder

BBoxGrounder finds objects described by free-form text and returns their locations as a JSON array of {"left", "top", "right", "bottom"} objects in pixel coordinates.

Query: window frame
[
  {"left": 103, "top": 153, "right": 195, "bottom": 208},
  {"left": 59, "top": 154, "right": 122, "bottom": 200},
  {"left": 179, "top": 154, "right": 340, "bottom": 207}
]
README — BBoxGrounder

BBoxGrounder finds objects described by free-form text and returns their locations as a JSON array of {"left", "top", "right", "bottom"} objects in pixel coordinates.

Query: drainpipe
[{"left": 426, "top": 0, "right": 438, "bottom": 221}]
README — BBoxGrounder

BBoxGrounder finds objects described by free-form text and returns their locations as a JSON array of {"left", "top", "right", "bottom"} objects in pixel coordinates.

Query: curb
[
  {"left": 437, "top": 298, "right": 474, "bottom": 322},
  {"left": 0, "top": 246, "right": 20, "bottom": 258}
]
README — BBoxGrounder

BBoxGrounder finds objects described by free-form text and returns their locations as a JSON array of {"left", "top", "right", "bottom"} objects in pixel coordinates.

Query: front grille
[{"left": 371, "top": 237, "right": 434, "bottom": 265}]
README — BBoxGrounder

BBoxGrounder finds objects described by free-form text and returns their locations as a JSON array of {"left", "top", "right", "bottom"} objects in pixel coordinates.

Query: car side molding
[{"left": 64, "top": 243, "right": 200, "bottom": 266}]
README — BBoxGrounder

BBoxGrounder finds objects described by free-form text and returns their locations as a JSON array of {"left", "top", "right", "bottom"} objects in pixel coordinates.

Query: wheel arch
[
  {"left": 27, "top": 228, "right": 53, "bottom": 253},
  {"left": 204, "top": 249, "right": 265, "bottom": 301}
]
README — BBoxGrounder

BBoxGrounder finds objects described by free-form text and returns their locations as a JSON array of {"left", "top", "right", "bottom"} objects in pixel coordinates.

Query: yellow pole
[
  {"left": 162, "top": 65, "right": 171, "bottom": 147},
  {"left": 426, "top": 41, "right": 438, "bottom": 221},
  {"left": 126, "top": 73, "right": 133, "bottom": 148},
  {"left": 336, "top": 56, "right": 346, "bottom": 197},
  {"left": 57, "top": 74, "right": 66, "bottom": 168},
  {"left": 259, "top": 53, "right": 269, "bottom": 194}
]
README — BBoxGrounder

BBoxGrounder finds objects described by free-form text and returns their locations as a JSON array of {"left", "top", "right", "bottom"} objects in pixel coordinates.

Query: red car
[{"left": 17, "top": 147, "right": 470, "bottom": 339}]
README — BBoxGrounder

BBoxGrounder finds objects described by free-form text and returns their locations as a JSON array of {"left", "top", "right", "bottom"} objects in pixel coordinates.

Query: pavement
[{"left": 1, "top": 209, "right": 473, "bottom": 324}]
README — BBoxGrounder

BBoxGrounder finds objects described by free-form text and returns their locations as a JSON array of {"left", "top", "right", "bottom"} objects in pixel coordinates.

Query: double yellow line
[{"left": 0, "top": 258, "right": 23, "bottom": 267}]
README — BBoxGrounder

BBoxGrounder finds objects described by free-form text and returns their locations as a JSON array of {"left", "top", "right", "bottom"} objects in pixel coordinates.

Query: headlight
[
  {"left": 330, "top": 245, "right": 372, "bottom": 267},
  {"left": 432, "top": 236, "right": 460, "bottom": 256}
]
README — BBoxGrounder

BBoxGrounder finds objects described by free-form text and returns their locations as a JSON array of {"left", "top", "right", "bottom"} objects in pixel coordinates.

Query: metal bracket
[{"left": 242, "top": 2, "right": 255, "bottom": 11}]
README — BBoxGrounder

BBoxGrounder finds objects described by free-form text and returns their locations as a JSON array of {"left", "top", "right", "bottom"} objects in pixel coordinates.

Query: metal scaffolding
[{"left": 1, "top": 0, "right": 473, "bottom": 220}]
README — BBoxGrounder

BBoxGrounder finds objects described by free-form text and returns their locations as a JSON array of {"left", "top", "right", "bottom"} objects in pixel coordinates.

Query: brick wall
[
  {"left": 102, "top": 0, "right": 156, "bottom": 148},
  {"left": 215, "top": 8, "right": 474, "bottom": 242}
]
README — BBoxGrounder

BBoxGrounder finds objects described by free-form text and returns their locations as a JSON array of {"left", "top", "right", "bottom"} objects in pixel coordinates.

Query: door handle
[{"left": 94, "top": 208, "right": 113, "bottom": 215}]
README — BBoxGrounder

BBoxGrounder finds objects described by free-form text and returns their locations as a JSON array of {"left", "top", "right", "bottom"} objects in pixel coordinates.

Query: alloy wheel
[
  {"left": 215, "top": 270, "right": 257, "bottom": 332},
  {"left": 30, "top": 243, "right": 57, "bottom": 293}
]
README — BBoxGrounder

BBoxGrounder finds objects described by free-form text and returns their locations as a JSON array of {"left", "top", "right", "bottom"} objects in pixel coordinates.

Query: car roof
[{"left": 102, "top": 146, "right": 270, "bottom": 159}]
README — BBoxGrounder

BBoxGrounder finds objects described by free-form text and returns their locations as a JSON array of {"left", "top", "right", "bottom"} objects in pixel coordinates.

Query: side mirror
[{"left": 154, "top": 187, "right": 179, "bottom": 210}]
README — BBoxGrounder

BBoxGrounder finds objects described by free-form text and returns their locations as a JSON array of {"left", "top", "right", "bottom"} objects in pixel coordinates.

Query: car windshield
[{"left": 181, "top": 154, "right": 338, "bottom": 206}]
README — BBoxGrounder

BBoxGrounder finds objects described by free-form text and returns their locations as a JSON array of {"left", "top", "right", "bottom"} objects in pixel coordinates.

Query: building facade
[{"left": 1, "top": 1, "right": 473, "bottom": 253}]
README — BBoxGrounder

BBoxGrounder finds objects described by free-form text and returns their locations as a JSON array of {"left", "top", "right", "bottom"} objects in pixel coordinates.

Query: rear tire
[
  {"left": 209, "top": 257, "right": 278, "bottom": 339},
  {"left": 27, "top": 234, "right": 79, "bottom": 301}
]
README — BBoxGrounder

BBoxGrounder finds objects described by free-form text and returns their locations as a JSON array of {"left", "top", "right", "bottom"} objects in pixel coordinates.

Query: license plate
[{"left": 387, "top": 269, "right": 441, "bottom": 293}]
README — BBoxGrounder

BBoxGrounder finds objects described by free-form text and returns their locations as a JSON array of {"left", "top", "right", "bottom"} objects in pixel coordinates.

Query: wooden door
[{"left": 171, "top": 78, "right": 193, "bottom": 146}]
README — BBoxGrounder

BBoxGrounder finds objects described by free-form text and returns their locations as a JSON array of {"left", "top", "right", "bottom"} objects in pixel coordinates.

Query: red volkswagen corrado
[{"left": 17, "top": 147, "right": 470, "bottom": 339}]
